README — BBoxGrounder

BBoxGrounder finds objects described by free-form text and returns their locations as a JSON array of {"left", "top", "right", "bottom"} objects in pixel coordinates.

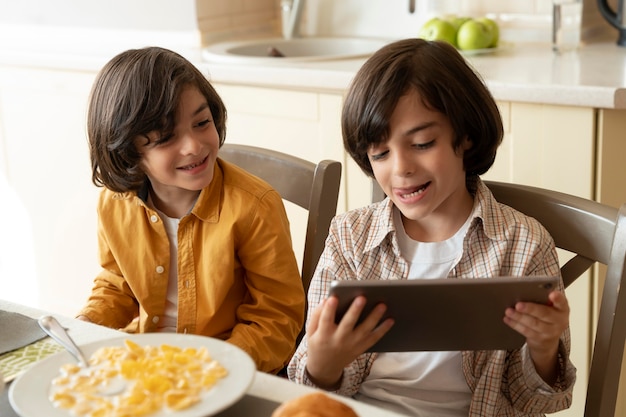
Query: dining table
[{"left": 0, "top": 299, "right": 405, "bottom": 417}]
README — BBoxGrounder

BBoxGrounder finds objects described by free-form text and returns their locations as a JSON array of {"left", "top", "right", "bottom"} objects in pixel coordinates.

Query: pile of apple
[{"left": 418, "top": 15, "right": 499, "bottom": 51}]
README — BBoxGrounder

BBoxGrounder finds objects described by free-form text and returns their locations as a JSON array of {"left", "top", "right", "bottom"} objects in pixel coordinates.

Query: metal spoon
[
  {"left": 38, "top": 315, "right": 89, "bottom": 367},
  {"left": 38, "top": 315, "right": 125, "bottom": 395}
]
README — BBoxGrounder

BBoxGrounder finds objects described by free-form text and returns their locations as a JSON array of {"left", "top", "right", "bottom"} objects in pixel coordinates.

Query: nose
[
  {"left": 392, "top": 151, "right": 414, "bottom": 177},
  {"left": 179, "top": 131, "right": 202, "bottom": 155}
]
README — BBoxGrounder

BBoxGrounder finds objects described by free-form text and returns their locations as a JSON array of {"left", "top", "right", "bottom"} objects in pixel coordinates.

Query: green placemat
[{"left": 0, "top": 337, "right": 63, "bottom": 382}]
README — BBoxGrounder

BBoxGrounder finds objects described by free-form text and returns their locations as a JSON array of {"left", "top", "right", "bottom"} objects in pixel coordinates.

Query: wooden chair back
[{"left": 220, "top": 144, "right": 342, "bottom": 293}]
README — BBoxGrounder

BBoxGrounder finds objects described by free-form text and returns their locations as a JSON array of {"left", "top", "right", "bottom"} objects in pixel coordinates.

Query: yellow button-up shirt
[{"left": 79, "top": 158, "right": 305, "bottom": 373}]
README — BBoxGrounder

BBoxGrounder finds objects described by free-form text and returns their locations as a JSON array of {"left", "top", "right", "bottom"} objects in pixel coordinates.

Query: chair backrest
[
  {"left": 372, "top": 179, "right": 626, "bottom": 417},
  {"left": 484, "top": 181, "right": 626, "bottom": 417},
  {"left": 219, "top": 144, "right": 342, "bottom": 293}
]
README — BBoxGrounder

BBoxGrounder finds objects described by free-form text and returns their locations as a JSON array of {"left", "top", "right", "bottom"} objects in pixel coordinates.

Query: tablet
[{"left": 328, "top": 276, "right": 559, "bottom": 352}]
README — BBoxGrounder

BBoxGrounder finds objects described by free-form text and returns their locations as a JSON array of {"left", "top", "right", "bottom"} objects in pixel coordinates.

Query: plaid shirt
[{"left": 288, "top": 177, "right": 576, "bottom": 416}]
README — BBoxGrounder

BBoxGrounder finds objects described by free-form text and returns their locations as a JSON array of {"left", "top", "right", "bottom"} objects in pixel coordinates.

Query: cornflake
[{"left": 49, "top": 339, "right": 228, "bottom": 417}]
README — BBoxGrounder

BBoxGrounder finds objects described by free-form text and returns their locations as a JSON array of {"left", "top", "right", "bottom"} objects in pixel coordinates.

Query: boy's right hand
[{"left": 304, "top": 295, "right": 394, "bottom": 390}]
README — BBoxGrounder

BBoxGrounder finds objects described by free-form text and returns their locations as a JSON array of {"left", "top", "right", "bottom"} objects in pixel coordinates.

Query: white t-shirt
[
  {"left": 152, "top": 205, "right": 179, "bottom": 333},
  {"left": 354, "top": 206, "right": 474, "bottom": 416}
]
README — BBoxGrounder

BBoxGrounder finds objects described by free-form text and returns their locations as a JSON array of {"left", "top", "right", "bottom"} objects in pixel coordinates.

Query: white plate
[{"left": 9, "top": 333, "right": 256, "bottom": 417}]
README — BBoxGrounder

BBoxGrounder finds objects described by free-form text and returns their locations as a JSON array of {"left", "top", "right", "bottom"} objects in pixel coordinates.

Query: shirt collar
[
  {"left": 133, "top": 169, "right": 219, "bottom": 222},
  {"left": 188, "top": 161, "right": 223, "bottom": 223},
  {"left": 469, "top": 177, "right": 507, "bottom": 242},
  {"left": 363, "top": 197, "right": 402, "bottom": 256}
]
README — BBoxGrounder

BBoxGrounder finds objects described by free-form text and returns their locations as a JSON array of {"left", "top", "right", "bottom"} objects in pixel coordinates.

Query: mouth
[
  {"left": 398, "top": 182, "right": 430, "bottom": 199},
  {"left": 178, "top": 155, "right": 208, "bottom": 171}
]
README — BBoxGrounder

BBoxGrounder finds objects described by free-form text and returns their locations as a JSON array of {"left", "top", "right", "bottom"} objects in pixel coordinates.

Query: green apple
[
  {"left": 477, "top": 17, "right": 499, "bottom": 48},
  {"left": 456, "top": 19, "right": 493, "bottom": 50},
  {"left": 448, "top": 16, "right": 471, "bottom": 32},
  {"left": 418, "top": 17, "right": 458, "bottom": 47}
]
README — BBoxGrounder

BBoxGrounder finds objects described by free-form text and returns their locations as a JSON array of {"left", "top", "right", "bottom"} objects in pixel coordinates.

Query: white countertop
[
  {"left": 2, "top": 23, "right": 626, "bottom": 109},
  {"left": 200, "top": 41, "right": 626, "bottom": 109}
]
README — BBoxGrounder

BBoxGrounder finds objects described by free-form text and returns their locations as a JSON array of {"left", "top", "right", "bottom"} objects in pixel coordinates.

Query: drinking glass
[{"left": 552, "top": 0, "right": 583, "bottom": 53}]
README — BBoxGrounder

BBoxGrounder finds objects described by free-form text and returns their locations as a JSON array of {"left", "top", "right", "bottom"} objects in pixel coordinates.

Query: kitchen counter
[
  {"left": 0, "top": 18, "right": 626, "bottom": 109},
  {"left": 199, "top": 41, "right": 626, "bottom": 109},
  {"left": 1, "top": 20, "right": 626, "bottom": 109}
]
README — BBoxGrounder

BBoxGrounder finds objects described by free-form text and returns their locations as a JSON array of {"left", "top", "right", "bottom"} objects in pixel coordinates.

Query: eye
[
  {"left": 369, "top": 149, "right": 388, "bottom": 161},
  {"left": 196, "top": 119, "right": 212, "bottom": 128},
  {"left": 414, "top": 139, "right": 435, "bottom": 150}
]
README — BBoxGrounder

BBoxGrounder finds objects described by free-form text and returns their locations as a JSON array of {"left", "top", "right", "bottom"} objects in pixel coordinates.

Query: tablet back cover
[{"left": 329, "top": 276, "right": 558, "bottom": 352}]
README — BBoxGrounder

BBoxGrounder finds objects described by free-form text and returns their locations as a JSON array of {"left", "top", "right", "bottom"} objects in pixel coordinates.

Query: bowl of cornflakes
[{"left": 9, "top": 333, "right": 256, "bottom": 417}]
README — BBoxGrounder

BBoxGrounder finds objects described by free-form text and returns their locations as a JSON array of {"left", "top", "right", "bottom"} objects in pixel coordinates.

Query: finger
[
  {"left": 518, "top": 298, "right": 569, "bottom": 330},
  {"left": 307, "top": 298, "right": 327, "bottom": 334},
  {"left": 548, "top": 291, "right": 569, "bottom": 313},
  {"left": 513, "top": 302, "right": 549, "bottom": 323},
  {"left": 504, "top": 315, "right": 545, "bottom": 342},
  {"left": 504, "top": 307, "right": 562, "bottom": 341},
  {"left": 370, "top": 317, "right": 395, "bottom": 340},
  {"left": 317, "top": 296, "right": 339, "bottom": 328},
  {"left": 357, "top": 302, "right": 389, "bottom": 332},
  {"left": 512, "top": 300, "right": 560, "bottom": 326},
  {"left": 353, "top": 317, "right": 395, "bottom": 353},
  {"left": 505, "top": 305, "right": 546, "bottom": 331},
  {"left": 336, "top": 296, "right": 367, "bottom": 332},
  {"left": 504, "top": 308, "right": 537, "bottom": 333}
]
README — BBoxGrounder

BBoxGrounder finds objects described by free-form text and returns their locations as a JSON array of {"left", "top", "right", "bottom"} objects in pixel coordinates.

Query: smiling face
[
  {"left": 136, "top": 86, "right": 220, "bottom": 217},
  {"left": 368, "top": 88, "right": 474, "bottom": 242}
]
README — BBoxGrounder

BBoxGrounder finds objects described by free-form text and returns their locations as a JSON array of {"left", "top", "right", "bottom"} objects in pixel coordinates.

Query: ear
[
  {"left": 455, "top": 135, "right": 472, "bottom": 156},
  {"left": 461, "top": 135, "right": 472, "bottom": 151}
]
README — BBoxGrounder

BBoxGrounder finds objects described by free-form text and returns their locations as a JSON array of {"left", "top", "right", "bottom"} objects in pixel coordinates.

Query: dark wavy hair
[
  {"left": 87, "top": 46, "right": 227, "bottom": 192},
  {"left": 342, "top": 38, "right": 503, "bottom": 179}
]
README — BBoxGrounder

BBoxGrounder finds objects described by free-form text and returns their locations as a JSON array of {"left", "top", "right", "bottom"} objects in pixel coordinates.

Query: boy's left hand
[{"left": 503, "top": 290, "right": 569, "bottom": 384}]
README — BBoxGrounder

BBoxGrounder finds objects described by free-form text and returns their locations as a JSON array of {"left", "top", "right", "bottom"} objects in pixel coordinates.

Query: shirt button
[
  {"left": 156, "top": 266, "right": 165, "bottom": 274},
  {"left": 152, "top": 316, "right": 159, "bottom": 324},
  {"left": 150, "top": 215, "right": 159, "bottom": 223}
]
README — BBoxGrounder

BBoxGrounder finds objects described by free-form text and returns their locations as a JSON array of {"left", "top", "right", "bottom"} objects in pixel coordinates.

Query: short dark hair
[
  {"left": 342, "top": 38, "right": 503, "bottom": 178},
  {"left": 87, "top": 46, "right": 227, "bottom": 192}
]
